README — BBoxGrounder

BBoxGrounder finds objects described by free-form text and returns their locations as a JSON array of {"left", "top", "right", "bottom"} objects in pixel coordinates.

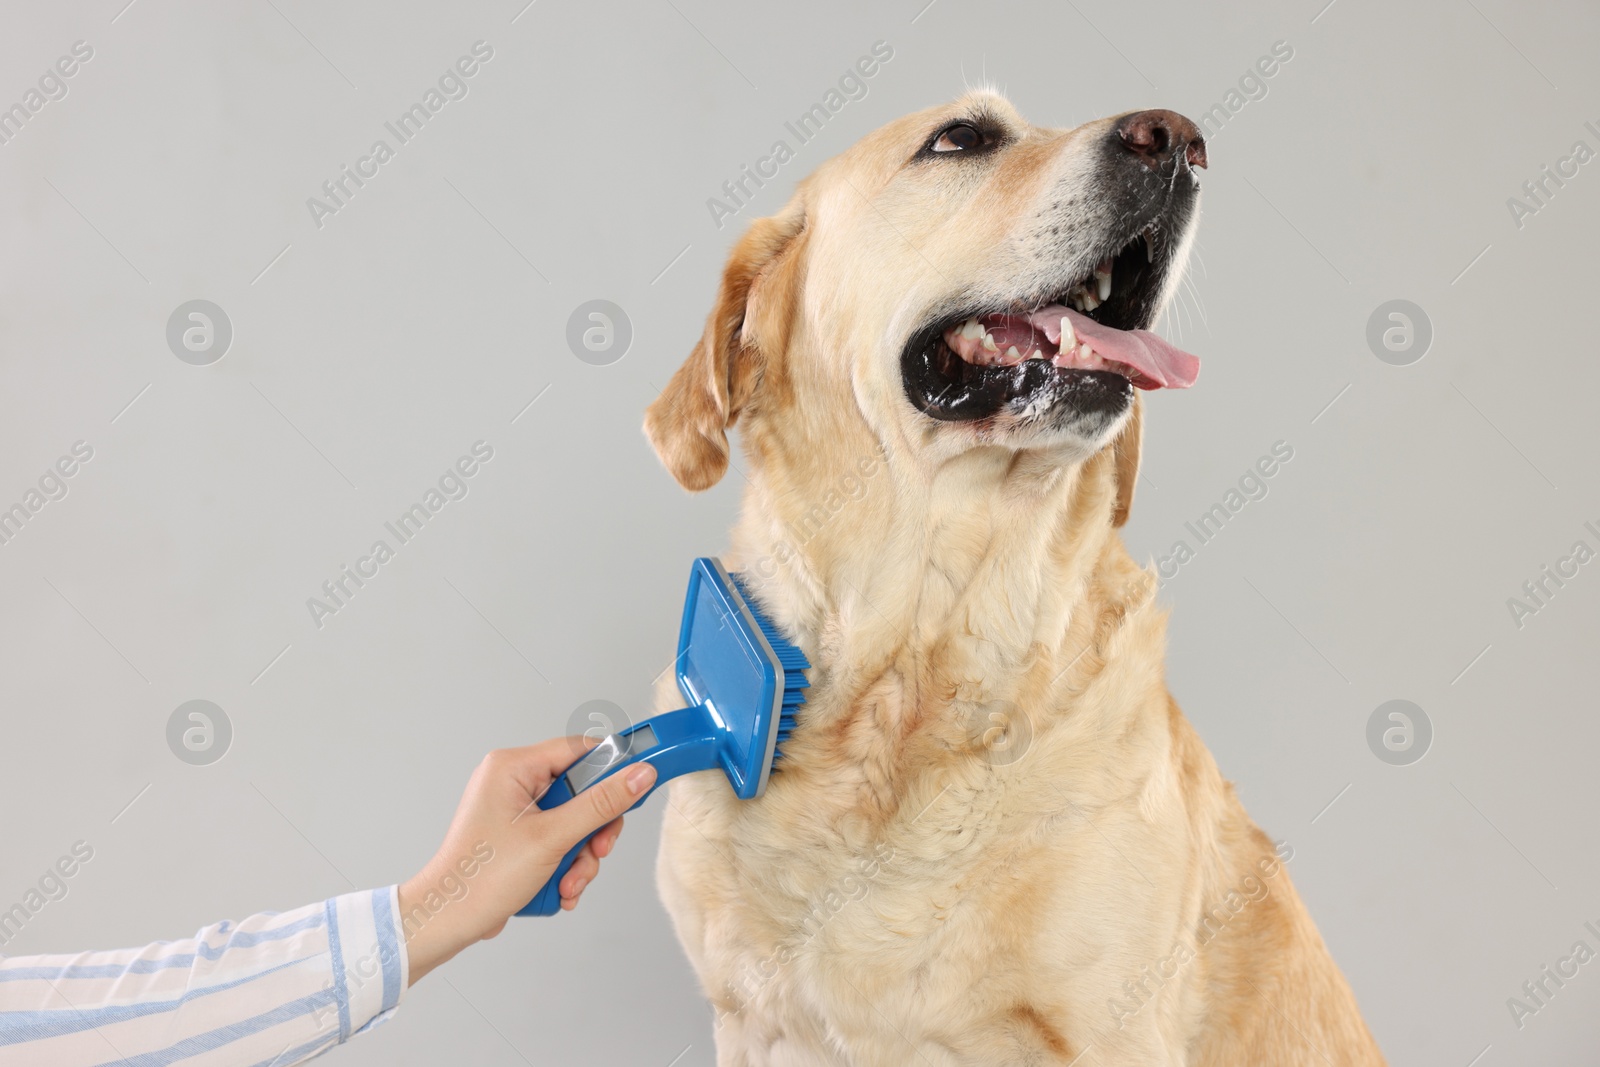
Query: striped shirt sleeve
[{"left": 0, "top": 886, "right": 408, "bottom": 1067}]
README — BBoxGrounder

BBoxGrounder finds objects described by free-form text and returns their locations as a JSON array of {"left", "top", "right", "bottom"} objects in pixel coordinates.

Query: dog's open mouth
[
  {"left": 941, "top": 243, "right": 1198, "bottom": 390},
  {"left": 902, "top": 230, "right": 1201, "bottom": 425}
]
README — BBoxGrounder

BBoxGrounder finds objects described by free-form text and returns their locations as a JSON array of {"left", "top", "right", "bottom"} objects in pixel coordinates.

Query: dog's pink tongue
[{"left": 1032, "top": 306, "right": 1200, "bottom": 390}]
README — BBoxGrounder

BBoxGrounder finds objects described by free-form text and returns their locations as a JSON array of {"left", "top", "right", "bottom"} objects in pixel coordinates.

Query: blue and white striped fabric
[{"left": 0, "top": 887, "right": 407, "bottom": 1066}]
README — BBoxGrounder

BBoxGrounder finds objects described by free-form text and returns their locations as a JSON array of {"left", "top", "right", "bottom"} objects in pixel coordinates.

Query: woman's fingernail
[
  {"left": 570, "top": 877, "right": 587, "bottom": 897},
  {"left": 626, "top": 763, "right": 656, "bottom": 795}
]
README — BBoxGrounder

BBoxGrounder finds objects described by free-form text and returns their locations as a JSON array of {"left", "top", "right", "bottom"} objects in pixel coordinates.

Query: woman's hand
[{"left": 398, "top": 737, "right": 657, "bottom": 984}]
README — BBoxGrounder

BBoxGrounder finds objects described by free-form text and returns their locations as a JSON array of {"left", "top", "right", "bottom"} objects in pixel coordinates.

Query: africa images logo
[
  {"left": 0, "top": 39, "right": 94, "bottom": 148},
  {"left": 305, "top": 41, "right": 495, "bottom": 230},
  {"left": 704, "top": 41, "right": 894, "bottom": 230},
  {"left": 305, "top": 441, "right": 494, "bottom": 628}
]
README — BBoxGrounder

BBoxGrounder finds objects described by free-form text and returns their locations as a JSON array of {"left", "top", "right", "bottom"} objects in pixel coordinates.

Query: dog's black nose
[{"left": 1115, "top": 109, "right": 1207, "bottom": 170}]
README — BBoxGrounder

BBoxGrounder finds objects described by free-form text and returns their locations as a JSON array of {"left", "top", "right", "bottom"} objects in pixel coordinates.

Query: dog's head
[{"left": 646, "top": 92, "right": 1204, "bottom": 527}]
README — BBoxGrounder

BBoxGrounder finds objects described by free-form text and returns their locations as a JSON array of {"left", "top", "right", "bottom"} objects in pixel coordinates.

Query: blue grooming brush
[{"left": 518, "top": 557, "right": 808, "bottom": 916}]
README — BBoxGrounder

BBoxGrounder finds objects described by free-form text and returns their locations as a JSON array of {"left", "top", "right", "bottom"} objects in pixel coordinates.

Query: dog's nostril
[{"left": 1115, "top": 109, "right": 1207, "bottom": 171}]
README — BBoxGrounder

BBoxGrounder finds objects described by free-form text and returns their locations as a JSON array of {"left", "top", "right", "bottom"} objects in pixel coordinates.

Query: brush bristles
[{"left": 731, "top": 571, "right": 810, "bottom": 763}]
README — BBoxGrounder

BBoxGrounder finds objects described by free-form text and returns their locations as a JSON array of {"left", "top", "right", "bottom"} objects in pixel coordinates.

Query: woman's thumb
[{"left": 547, "top": 762, "right": 657, "bottom": 846}]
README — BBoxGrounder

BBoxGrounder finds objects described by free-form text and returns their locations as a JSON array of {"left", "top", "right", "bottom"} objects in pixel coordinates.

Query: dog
[{"left": 643, "top": 92, "right": 1385, "bottom": 1066}]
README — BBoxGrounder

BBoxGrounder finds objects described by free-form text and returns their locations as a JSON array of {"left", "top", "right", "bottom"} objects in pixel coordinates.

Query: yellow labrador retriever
[{"left": 644, "top": 92, "right": 1384, "bottom": 1066}]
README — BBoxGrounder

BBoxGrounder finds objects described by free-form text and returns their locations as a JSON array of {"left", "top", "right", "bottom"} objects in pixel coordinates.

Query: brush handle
[{"left": 518, "top": 705, "right": 720, "bottom": 916}]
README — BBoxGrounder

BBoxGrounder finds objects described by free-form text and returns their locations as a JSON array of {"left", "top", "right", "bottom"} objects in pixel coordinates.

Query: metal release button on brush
[{"left": 564, "top": 724, "right": 657, "bottom": 794}]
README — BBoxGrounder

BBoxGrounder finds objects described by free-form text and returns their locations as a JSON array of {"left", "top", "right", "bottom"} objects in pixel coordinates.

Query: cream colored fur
[{"left": 644, "top": 92, "right": 1384, "bottom": 1066}]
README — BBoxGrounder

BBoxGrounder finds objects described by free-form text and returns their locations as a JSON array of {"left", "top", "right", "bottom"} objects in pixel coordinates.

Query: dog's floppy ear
[
  {"left": 644, "top": 204, "right": 807, "bottom": 492},
  {"left": 1110, "top": 394, "right": 1143, "bottom": 528}
]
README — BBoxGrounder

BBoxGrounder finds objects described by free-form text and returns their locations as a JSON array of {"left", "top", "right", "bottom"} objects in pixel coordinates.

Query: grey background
[{"left": 0, "top": 0, "right": 1595, "bottom": 1064}]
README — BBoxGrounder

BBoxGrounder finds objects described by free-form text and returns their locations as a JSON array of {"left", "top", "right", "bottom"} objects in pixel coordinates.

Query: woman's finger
[
  {"left": 560, "top": 849, "right": 600, "bottom": 899},
  {"left": 592, "top": 816, "right": 625, "bottom": 858}
]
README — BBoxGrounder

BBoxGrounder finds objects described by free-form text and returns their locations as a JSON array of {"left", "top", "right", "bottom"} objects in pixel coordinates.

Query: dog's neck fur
[
  {"left": 728, "top": 407, "right": 1164, "bottom": 778},
  {"left": 727, "top": 298, "right": 1150, "bottom": 675}
]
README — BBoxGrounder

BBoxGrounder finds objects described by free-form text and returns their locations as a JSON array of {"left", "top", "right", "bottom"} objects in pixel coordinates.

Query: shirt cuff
[{"left": 327, "top": 886, "right": 409, "bottom": 1040}]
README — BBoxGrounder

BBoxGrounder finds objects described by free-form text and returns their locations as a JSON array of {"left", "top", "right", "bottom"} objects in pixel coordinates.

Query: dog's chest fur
[{"left": 655, "top": 570, "right": 1203, "bottom": 1065}]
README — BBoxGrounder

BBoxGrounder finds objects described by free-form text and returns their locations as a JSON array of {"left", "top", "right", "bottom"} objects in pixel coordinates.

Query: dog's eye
[{"left": 931, "top": 123, "right": 984, "bottom": 153}]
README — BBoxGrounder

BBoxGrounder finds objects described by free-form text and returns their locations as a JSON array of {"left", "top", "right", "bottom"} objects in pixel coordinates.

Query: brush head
[{"left": 675, "top": 558, "right": 809, "bottom": 799}]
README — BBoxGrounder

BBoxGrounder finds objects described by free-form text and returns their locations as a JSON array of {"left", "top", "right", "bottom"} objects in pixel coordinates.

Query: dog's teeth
[
  {"left": 963, "top": 318, "right": 984, "bottom": 340},
  {"left": 1080, "top": 291, "right": 1100, "bottom": 311},
  {"left": 1093, "top": 261, "right": 1114, "bottom": 302},
  {"left": 1060, "top": 317, "right": 1076, "bottom": 350},
  {"left": 1006, "top": 346, "right": 1021, "bottom": 361},
  {"left": 981, "top": 333, "right": 998, "bottom": 353}
]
